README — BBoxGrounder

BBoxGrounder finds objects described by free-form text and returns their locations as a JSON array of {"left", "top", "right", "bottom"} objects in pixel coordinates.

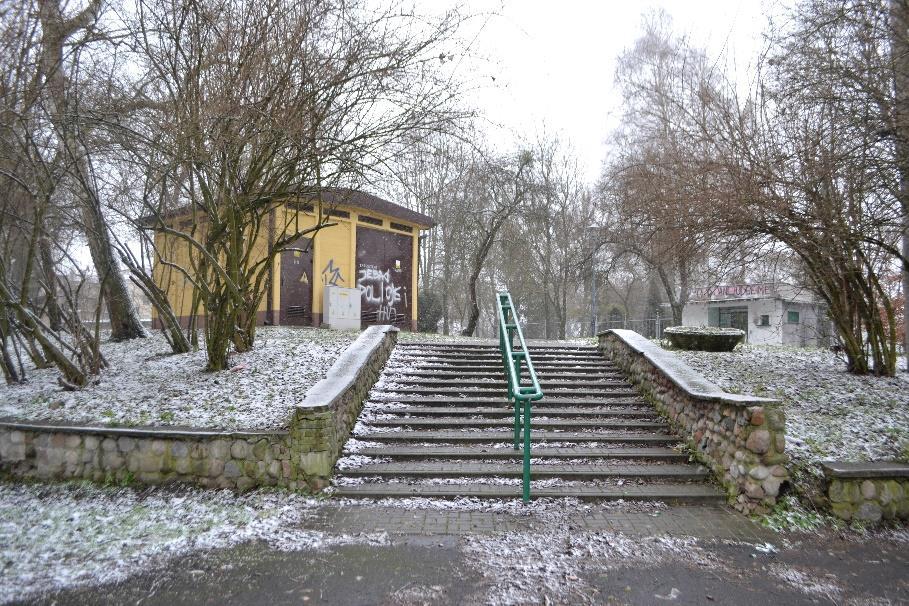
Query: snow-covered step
[
  {"left": 366, "top": 406, "right": 657, "bottom": 418},
  {"left": 382, "top": 378, "right": 632, "bottom": 389},
  {"left": 334, "top": 339, "right": 720, "bottom": 504},
  {"left": 389, "top": 370, "right": 625, "bottom": 380},
  {"left": 394, "top": 364, "right": 614, "bottom": 374},
  {"left": 378, "top": 387, "right": 641, "bottom": 398},
  {"left": 353, "top": 430, "right": 681, "bottom": 444},
  {"left": 366, "top": 396, "right": 650, "bottom": 407},
  {"left": 351, "top": 446, "right": 689, "bottom": 461},
  {"left": 365, "top": 418, "right": 668, "bottom": 430},
  {"left": 341, "top": 462, "right": 710, "bottom": 480},
  {"left": 394, "top": 352, "right": 606, "bottom": 359},
  {"left": 398, "top": 356, "right": 609, "bottom": 365}
]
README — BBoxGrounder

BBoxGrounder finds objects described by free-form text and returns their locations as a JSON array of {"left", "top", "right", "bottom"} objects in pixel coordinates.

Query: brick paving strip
[{"left": 307, "top": 503, "right": 775, "bottom": 541}]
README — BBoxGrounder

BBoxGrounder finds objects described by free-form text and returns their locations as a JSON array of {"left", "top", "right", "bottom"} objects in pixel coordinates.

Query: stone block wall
[
  {"left": 821, "top": 462, "right": 909, "bottom": 523},
  {"left": 0, "top": 325, "right": 399, "bottom": 493},
  {"left": 0, "top": 425, "right": 289, "bottom": 491},
  {"left": 598, "top": 329, "right": 789, "bottom": 514}
]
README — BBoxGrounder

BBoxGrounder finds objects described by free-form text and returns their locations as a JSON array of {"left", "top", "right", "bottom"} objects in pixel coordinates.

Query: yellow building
[{"left": 151, "top": 188, "right": 434, "bottom": 331}]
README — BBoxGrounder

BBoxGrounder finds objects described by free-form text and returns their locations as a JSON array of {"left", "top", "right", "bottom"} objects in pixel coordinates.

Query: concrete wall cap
[
  {"left": 598, "top": 329, "right": 778, "bottom": 407},
  {"left": 297, "top": 325, "right": 398, "bottom": 412},
  {"left": 0, "top": 419, "right": 285, "bottom": 439},
  {"left": 820, "top": 461, "right": 909, "bottom": 479}
]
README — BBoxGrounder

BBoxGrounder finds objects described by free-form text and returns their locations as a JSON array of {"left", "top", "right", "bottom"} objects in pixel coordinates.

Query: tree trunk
[
  {"left": 37, "top": 0, "right": 146, "bottom": 342},
  {"left": 38, "top": 234, "right": 63, "bottom": 332},
  {"left": 80, "top": 194, "right": 147, "bottom": 341},
  {"left": 461, "top": 261, "right": 482, "bottom": 336}
]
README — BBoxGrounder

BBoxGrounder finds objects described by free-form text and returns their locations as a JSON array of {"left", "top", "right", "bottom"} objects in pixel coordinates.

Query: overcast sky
[{"left": 441, "top": 0, "right": 776, "bottom": 181}]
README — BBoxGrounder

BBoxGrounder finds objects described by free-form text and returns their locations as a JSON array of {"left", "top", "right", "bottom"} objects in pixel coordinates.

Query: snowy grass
[
  {"left": 0, "top": 481, "right": 387, "bottom": 604},
  {"left": 0, "top": 327, "right": 355, "bottom": 430},
  {"left": 673, "top": 345, "right": 909, "bottom": 473}
]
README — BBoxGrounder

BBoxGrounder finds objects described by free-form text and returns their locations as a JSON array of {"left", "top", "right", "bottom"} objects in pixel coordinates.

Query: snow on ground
[
  {"left": 0, "top": 327, "right": 354, "bottom": 430},
  {"left": 673, "top": 346, "right": 909, "bottom": 472},
  {"left": 462, "top": 529, "right": 711, "bottom": 605},
  {"left": 0, "top": 482, "right": 387, "bottom": 604}
]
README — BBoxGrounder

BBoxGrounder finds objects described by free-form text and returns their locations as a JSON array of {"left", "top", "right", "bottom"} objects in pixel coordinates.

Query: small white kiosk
[{"left": 681, "top": 283, "right": 830, "bottom": 347}]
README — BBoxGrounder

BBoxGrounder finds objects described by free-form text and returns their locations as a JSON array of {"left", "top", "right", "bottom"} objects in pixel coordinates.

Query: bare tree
[
  {"left": 599, "top": 12, "right": 729, "bottom": 326},
  {"left": 129, "top": 0, "right": 466, "bottom": 370},
  {"left": 34, "top": 0, "right": 147, "bottom": 341},
  {"left": 460, "top": 151, "right": 532, "bottom": 336}
]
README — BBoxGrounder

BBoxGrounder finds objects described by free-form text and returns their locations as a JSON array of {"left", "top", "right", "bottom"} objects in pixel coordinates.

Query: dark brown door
[
  {"left": 280, "top": 236, "right": 313, "bottom": 325},
  {"left": 355, "top": 226, "right": 412, "bottom": 328}
]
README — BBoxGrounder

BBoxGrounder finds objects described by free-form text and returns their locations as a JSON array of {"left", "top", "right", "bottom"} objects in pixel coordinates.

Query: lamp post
[{"left": 588, "top": 225, "right": 600, "bottom": 337}]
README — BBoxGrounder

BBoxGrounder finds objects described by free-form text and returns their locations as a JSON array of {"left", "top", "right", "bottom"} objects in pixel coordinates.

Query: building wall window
[
  {"left": 759, "top": 314, "right": 770, "bottom": 326},
  {"left": 786, "top": 310, "right": 800, "bottom": 324}
]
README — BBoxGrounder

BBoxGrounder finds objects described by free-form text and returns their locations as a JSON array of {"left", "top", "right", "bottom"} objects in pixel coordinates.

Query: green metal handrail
[{"left": 496, "top": 292, "right": 544, "bottom": 503}]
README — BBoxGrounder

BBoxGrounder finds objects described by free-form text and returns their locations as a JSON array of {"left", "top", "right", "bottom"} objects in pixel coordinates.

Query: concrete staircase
[{"left": 333, "top": 341, "right": 724, "bottom": 503}]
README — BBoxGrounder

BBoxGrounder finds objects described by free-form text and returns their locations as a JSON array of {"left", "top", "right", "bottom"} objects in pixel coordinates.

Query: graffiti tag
[{"left": 321, "top": 259, "right": 345, "bottom": 286}]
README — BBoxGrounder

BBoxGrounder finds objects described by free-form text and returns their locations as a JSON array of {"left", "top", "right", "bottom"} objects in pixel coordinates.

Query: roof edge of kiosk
[
  {"left": 139, "top": 187, "right": 436, "bottom": 229},
  {"left": 320, "top": 188, "right": 436, "bottom": 229}
]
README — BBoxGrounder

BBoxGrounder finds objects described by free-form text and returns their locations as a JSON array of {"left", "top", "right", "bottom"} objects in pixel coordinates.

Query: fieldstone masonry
[
  {"left": 0, "top": 325, "right": 398, "bottom": 492},
  {"left": 598, "top": 329, "right": 789, "bottom": 514},
  {"left": 821, "top": 461, "right": 909, "bottom": 523},
  {"left": 0, "top": 426, "right": 288, "bottom": 491},
  {"left": 288, "top": 325, "right": 398, "bottom": 490}
]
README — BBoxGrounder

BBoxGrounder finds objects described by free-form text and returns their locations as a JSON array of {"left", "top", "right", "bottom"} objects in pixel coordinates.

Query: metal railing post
[{"left": 496, "top": 291, "right": 544, "bottom": 503}]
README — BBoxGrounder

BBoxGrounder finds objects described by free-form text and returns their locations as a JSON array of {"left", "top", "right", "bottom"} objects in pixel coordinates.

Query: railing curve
[{"left": 496, "top": 292, "right": 544, "bottom": 502}]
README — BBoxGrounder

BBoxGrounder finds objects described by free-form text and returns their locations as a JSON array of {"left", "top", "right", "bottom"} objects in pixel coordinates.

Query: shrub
[{"left": 664, "top": 325, "right": 745, "bottom": 351}]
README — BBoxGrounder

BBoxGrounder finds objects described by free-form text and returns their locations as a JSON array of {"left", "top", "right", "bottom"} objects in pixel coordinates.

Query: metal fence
[{"left": 600, "top": 318, "right": 677, "bottom": 340}]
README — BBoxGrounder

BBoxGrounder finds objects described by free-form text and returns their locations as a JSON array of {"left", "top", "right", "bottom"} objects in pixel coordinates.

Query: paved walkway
[
  {"left": 42, "top": 516, "right": 909, "bottom": 606},
  {"left": 309, "top": 503, "right": 774, "bottom": 541}
]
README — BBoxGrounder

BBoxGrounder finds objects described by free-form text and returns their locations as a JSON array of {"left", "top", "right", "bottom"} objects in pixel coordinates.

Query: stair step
[
  {"left": 368, "top": 397, "right": 648, "bottom": 407},
  {"left": 387, "top": 370, "right": 625, "bottom": 380},
  {"left": 382, "top": 378, "right": 631, "bottom": 389},
  {"left": 366, "top": 418, "right": 667, "bottom": 430},
  {"left": 342, "top": 463, "right": 709, "bottom": 480},
  {"left": 335, "top": 340, "right": 719, "bottom": 504},
  {"left": 399, "top": 342, "right": 597, "bottom": 350},
  {"left": 354, "top": 430, "right": 681, "bottom": 444},
  {"left": 351, "top": 446, "right": 688, "bottom": 461},
  {"left": 368, "top": 406, "right": 657, "bottom": 418},
  {"left": 396, "top": 352, "right": 608, "bottom": 365},
  {"left": 380, "top": 387, "right": 641, "bottom": 398},
  {"left": 393, "top": 349, "right": 609, "bottom": 363},
  {"left": 398, "top": 345, "right": 599, "bottom": 355},
  {"left": 397, "top": 364, "right": 614, "bottom": 374},
  {"left": 332, "top": 483, "right": 725, "bottom": 503}
]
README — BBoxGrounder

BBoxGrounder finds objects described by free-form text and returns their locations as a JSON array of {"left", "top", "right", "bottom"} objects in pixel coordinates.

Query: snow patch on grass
[
  {"left": 0, "top": 327, "right": 354, "bottom": 430},
  {"left": 673, "top": 346, "right": 909, "bottom": 470},
  {"left": 0, "top": 482, "right": 385, "bottom": 603}
]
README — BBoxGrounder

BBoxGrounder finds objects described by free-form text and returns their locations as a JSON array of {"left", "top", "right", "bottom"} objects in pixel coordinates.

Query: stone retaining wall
[
  {"left": 0, "top": 425, "right": 289, "bottom": 490},
  {"left": 0, "top": 325, "right": 398, "bottom": 492},
  {"left": 288, "top": 325, "right": 398, "bottom": 490},
  {"left": 598, "top": 329, "right": 789, "bottom": 514},
  {"left": 821, "top": 462, "right": 909, "bottom": 523}
]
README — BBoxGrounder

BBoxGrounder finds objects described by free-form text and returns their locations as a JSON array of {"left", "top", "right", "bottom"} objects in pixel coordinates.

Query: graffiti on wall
[
  {"left": 355, "top": 226, "right": 412, "bottom": 327},
  {"left": 356, "top": 265, "right": 407, "bottom": 323},
  {"left": 321, "top": 259, "right": 345, "bottom": 286}
]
